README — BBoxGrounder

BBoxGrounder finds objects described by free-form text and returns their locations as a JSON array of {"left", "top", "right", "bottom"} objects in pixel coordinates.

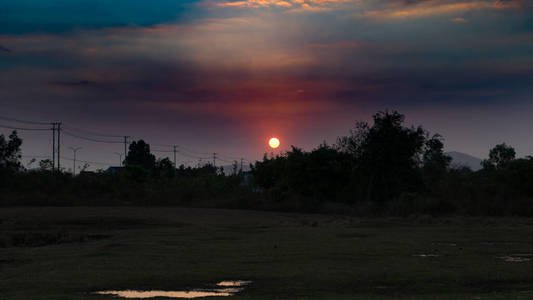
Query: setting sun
[{"left": 268, "top": 137, "right": 280, "bottom": 149}]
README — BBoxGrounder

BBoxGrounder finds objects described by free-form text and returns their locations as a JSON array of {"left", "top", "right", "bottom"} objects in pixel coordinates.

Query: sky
[{"left": 1, "top": 0, "right": 532, "bottom": 170}]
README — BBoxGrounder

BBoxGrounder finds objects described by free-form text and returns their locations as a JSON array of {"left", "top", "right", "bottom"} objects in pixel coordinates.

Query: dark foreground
[{"left": 2, "top": 207, "right": 533, "bottom": 299}]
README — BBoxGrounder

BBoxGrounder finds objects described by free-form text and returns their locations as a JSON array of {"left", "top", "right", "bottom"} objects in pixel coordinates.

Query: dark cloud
[
  {"left": 400, "top": 0, "right": 434, "bottom": 5},
  {"left": 0, "top": 46, "right": 12, "bottom": 53},
  {"left": 2, "top": 0, "right": 533, "bottom": 164},
  {"left": 0, "top": 0, "right": 201, "bottom": 34},
  {"left": 51, "top": 80, "right": 94, "bottom": 87}
]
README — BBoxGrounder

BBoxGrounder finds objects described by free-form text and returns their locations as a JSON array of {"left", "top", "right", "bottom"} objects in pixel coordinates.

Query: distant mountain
[{"left": 445, "top": 151, "right": 483, "bottom": 171}]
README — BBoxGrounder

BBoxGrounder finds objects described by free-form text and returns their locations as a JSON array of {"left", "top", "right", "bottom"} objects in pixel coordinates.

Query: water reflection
[
  {"left": 95, "top": 290, "right": 233, "bottom": 299},
  {"left": 412, "top": 254, "right": 440, "bottom": 258},
  {"left": 499, "top": 255, "right": 532, "bottom": 263},
  {"left": 95, "top": 281, "right": 251, "bottom": 299},
  {"left": 216, "top": 281, "right": 251, "bottom": 287}
]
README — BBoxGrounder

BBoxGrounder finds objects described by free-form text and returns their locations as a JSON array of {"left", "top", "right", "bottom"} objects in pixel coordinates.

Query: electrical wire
[
  {"left": 22, "top": 155, "right": 51, "bottom": 159},
  {"left": 179, "top": 145, "right": 210, "bottom": 155},
  {"left": 178, "top": 151, "right": 210, "bottom": 160},
  {"left": 152, "top": 149, "right": 174, "bottom": 153},
  {"left": 61, "top": 156, "right": 113, "bottom": 166},
  {"left": 62, "top": 123, "right": 125, "bottom": 138},
  {"left": 62, "top": 130, "right": 124, "bottom": 144},
  {"left": 0, "top": 114, "right": 50, "bottom": 125},
  {"left": 0, "top": 123, "right": 50, "bottom": 131},
  {"left": 5, "top": 114, "right": 256, "bottom": 166}
]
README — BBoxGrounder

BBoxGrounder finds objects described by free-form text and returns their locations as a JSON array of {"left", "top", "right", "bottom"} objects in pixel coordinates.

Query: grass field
[{"left": 2, "top": 207, "right": 533, "bottom": 299}]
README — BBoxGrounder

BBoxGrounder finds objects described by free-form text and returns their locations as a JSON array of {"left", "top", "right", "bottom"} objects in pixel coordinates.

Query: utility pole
[
  {"left": 114, "top": 152, "right": 124, "bottom": 166},
  {"left": 57, "top": 122, "right": 61, "bottom": 172},
  {"left": 173, "top": 145, "right": 177, "bottom": 167},
  {"left": 51, "top": 123, "right": 56, "bottom": 170},
  {"left": 69, "top": 147, "right": 82, "bottom": 175},
  {"left": 123, "top": 136, "right": 130, "bottom": 164},
  {"left": 50, "top": 122, "right": 62, "bottom": 172},
  {"left": 213, "top": 152, "right": 217, "bottom": 167}
]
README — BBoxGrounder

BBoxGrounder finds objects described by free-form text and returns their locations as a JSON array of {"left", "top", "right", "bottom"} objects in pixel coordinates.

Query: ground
[{"left": 1, "top": 207, "right": 533, "bottom": 299}]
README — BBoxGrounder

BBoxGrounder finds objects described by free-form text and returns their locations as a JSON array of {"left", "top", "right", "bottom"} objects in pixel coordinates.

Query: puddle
[
  {"left": 95, "top": 281, "right": 251, "bottom": 299},
  {"left": 95, "top": 291, "right": 233, "bottom": 299},
  {"left": 413, "top": 254, "right": 440, "bottom": 258},
  {"left": 499, "top": 254, "right": 533, "bottom": 263},
  {"left": 216, "top": 281, "right": 251, "bottom": 287}
]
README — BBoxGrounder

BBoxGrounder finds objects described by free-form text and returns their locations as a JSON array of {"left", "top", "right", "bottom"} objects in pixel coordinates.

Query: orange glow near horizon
[{"left": 269, "top": 137, "right": 280, "bottom": 149}]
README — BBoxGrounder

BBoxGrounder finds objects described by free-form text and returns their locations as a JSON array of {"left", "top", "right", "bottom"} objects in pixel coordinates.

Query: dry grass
[{"left": 1, "top": 207, "right": 533, "bottom": 299}]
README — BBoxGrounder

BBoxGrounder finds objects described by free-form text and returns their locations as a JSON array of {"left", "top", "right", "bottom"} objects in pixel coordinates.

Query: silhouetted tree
[
  {"left": 39, "top": 159, "right": 54, "bottom": 171},
  {"left": 232, "top": 160, "right": 239, "bottom": 176},
  {"left": 420, "top": 134, "right": 452, "bottom": 199},
  {"left": 482, "top": 143, "right": 516, "bottom": 170},
  {"left": 125, "top": 140, "right": 156, "bottom": 171},
  {"left": 155, "top": 157, "right": 175, "bottom": 178},
  {"left": 353, "top": 111, "right": 425, "bottom": 202},
  {"left": 504, "top": 157, "right": 533, "bottom": 198},
  {"left": 4, "top": 110, "right": 533, "bottom": 216},
  {"left": 0, "top": 130, "right": 22, "bottom": 171},
  {"left": 252, "top": 143, "right": 352, "bottom": 210},
  {"left": 336, "top": 121, "right": 369, "bottom": 159},
  {"left": 79, "top": 163, "right": 90, "bottom": 173},
  {"left": 423, "top": 134, "right": 451, "bottom": 174}
]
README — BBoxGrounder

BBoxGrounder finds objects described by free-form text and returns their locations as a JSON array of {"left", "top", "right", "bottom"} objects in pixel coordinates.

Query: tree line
[
  {"left": 1, "top": 111, "right": 533, "bottom": 216},
  {"left": 251, "top": 111, "right": 533, "bottom": 215}
]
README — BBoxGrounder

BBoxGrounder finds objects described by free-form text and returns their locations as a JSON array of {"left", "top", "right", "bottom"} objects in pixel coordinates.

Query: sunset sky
[{"left": 1, "top": 0, "right": 532, "bottom": 169}]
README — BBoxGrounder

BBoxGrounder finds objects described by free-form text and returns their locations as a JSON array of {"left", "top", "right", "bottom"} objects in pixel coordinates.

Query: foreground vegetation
[
  {"left": 2, "top": 207, "right": 533, "bottom": 299},
  {"left": 1, "top": 111, "right": 533, "bottom": 216}
]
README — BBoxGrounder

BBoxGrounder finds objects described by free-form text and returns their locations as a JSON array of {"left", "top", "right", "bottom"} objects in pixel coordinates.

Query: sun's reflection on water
[{"left": 94, "top": 280, "right": 251, "bottom": 299}]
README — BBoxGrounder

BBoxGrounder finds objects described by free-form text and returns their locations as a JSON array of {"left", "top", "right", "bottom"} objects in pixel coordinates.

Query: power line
[
  {"left": 180, "top": 145, "right": 210, "bottom": 155},
  {"left": 22, "top": 155, "right": 50, "bottom": 159},
  {"left": 61, "top": 156, "right": 113, "bottom": 166},
  {"left": 52, "top": 123, "right": 56, "bottom": 168},
  {"left": 0, "top": 123, "right": 50, "bottom": 131},
  {"left": 218, "top": 153, "right": 242, "bottom": 160},
  {"left": 114, "top": 152, "right": 124, "bottom": 166},
  {"left": 0, "top": 115, "right": 50, "bottom": 125},
  {"left": 149, "top": 143, "right": 209, "bottom": 156},
  {"left": 57, "top": 122, "right": 61, "bottom": 172},
  {"left": 22, "top": 154, "right": 113, "bottom": 167},
  {"left": 152, "top": 144, "right": 245, "bottom": 161},
  {"left": 152, "top": 146, "right": 210, "bottom": 159},
  {"left": 4, "top": 114, "right": 257, "bottom": 169},
  {"left": 123, "top": 136, "right": 130, "bottom": 164},
  {"left": 152, "top": 149, "right": 174, "bottom": 153},
  {"left": 153, "top": 146, "right": 249, "bottom": 163},
  {"left": 177, "top": 151, "right": 210, "bottom": 160},
  {"left": 173, "top": 145, "right": 177, "bottom": 167},
  {"left": 151, "top": 142, "right": 174, "bottom": 148},
  {"left": 218, "top": 157, "right": 235, "bottom": 163},
  {"left": 87, "top": 134, "right": 251, "bottom": 164},
  {"left": 0, "top": 114, "right": 124, "bottom": 137},
  {"left": 69, "top": 147, "right": 82, "bottom": 175},
  {"left": 62, "top": 123, "right": 124, "bottom": 138},
  {"left": 62, "top": 130, "right": 124, "bottom": 144}
]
